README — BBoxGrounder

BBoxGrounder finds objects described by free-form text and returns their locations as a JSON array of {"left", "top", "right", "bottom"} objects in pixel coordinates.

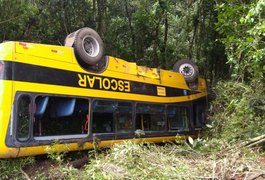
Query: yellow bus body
[{"left": 0, "top": 41, "right": 207, "bottom": 158}]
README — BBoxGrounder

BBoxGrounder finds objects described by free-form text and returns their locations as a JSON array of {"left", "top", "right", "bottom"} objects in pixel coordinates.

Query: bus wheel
[
  {"left": 65, "top": 27, "right": 104, "bottom": 65},
  {"left": 173, "top": 59, "right": 199, "bottom": 83}
]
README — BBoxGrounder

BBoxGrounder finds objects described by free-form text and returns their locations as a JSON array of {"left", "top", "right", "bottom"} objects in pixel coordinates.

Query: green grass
[
  {"left": 0, "top": 157, "right": 35, "bottom": 179},
  {"left": 46, "top": 141, "right": 264, "bottom": 180},
  {"left": 1, "top": 141, "right": 264, "bottom": 179}
]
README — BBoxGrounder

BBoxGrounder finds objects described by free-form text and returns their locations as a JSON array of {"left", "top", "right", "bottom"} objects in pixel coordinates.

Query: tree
[
  {"left": 216, "top": 0, "right": 265, "bottom": 81},
  {"left": 0, "top": 0, "right": 37, "bottom": 42},
  {"left": 0, "top": 0, "right": 229, "bottom": 82}
]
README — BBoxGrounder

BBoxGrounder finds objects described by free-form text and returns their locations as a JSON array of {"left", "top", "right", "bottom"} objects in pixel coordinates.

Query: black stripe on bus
[
  {"left": 0, "top": 60, "right": 12, "bottom": 81},
  {"left": 1, "top": 61, "right": 196, "bottom": 97}
]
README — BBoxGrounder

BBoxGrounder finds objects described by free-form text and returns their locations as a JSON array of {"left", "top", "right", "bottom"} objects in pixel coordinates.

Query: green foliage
[
  {"left": 83, "top": 142, "right": 194, "bottom": 179},
  {"left": 207, "top": 79, "right": 265, "bottom": 142},
  {"left": 0, "top": 0, "right": 218, "bottom": 78},
  {"left": 47, "top": 164, "right": 80, "bottom": 180},
  {"left": 0, "top": 0, "right": 94, "bottom": 44},
  {"left": 3, "top": 140, "right": 263, "bottom": 179},
  {"left": 77, "top": 141, "right": 264, "bottom": 179},
  {"left": 0, "top": 0, "right": 38, "bottom": 41},
  {"left": 216, "top": 0, "right": 265, "bottom": 80},
  {"left": 45, "top": 141, "right": 69, "bottom": 164},
  {"left": 0, "top": 157, "right": 35, "bottom": 179},
  {"left": 104, "top": 0, "right": 217, "bottom": 72}
]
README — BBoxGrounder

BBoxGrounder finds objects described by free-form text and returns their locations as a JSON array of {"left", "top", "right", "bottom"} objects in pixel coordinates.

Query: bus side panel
[
  {"left": 17, "top": 142, "right": 93, "bottom": 157},
  {"left": 0, "top": 80, "right": 19, "bottom": 158},
  {"left": 16, "top": 136, "right": 176, "bottom": 157}
]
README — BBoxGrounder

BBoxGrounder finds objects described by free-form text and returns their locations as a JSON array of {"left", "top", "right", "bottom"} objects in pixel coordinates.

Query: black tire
[
  {"left": 65, "top": 27, "right": 104, "bottom": 65},
  {"left": 173, "top": 59, "right": 199, "bottom": 83}
]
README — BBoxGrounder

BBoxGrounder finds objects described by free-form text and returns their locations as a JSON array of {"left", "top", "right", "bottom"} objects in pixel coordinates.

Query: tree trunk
[
  {"left": 96, "top": 0, "right": 106, "bottom": 37},
  {"left": 124, "top": 0, "right": 136, "bottom": 59},
  {"left": 161, "top": 13, "right": 168, "bottom": 69},
  {"left": 93, "top": 0, "right": 96, "bottom": 24}
]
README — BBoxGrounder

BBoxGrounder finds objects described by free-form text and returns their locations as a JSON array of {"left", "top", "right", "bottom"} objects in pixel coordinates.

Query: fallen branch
[
  {"left": 218, "top": 134, "right": 265, "bottom": 157},
  {"left": 20, "top": 168, "right": 31, "bottom": 180},
  {"left": 247, "top": 138, "right": 265, "bottom": 148},
  {"left": 243, "top": 134, "right": 265, "bottom": 147}
]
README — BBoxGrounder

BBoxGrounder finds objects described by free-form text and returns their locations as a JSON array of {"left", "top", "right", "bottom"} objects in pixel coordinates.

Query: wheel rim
[
  {"left": 179, "top": 63, "right": 195, "bottom": 77},
  {"left": 82, "top": 35, "right": 100, "bottom": 58}
]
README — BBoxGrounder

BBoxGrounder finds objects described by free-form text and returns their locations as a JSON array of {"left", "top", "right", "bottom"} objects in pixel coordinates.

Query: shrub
[
  {"left": 0, "top": 157, "right": 35, "bottom": 179},
  {"left": 206, "top": 78, "right": 265, "bottom": 142}
]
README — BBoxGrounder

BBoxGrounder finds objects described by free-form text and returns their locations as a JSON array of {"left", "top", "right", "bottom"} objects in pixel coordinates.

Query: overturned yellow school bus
[{"left": 0, "top": 28, "right": 207, "bottom": 158}]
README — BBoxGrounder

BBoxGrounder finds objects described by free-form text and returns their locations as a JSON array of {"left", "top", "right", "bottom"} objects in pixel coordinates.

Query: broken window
[
  {"left": 167, "top": 105, "right": 190, "bottom": 131},
  {"left": 116, "top": 102, "right": 133, "bottom": 133},
  {"left": 33, "top": 96, "right": 89, "bottom": 139},
  {"left": 92, "top": 100, "right": 114, "bottom": 133},
  {"left": 135, "top": 103, "right": 165, "bottom": 131},
  {"left": 92, "top": 100, "right": 133, "bottom": 133},
  {"left": 16, "top": 95, "right": 31, "bottom": 141},
  {"left": 193, "top": 104, "right": 205, "bottom": 129}
]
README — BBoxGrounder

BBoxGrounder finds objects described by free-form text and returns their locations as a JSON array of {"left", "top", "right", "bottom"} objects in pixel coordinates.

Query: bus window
[
  {"left": 92, "top": 100, "right": 114, "bottom": 133},
  {"left": 33, "top": 96, "right": 89, "bottom": 138},
  {"left": 116, "top": 102, "right": 132, "bottom": 133},
  {"left": 16, "top": 95, "right": 31, "bottom": 141},
  {"left": 167, "top": 106, "right": 189, "bottom": 131},
  {"left": 92, "top": 100, "right": 133, "bottom": 133},
  {"left": 193, "top": 105, "right": 205, "bottom": 129},
  {"left": 136, "top": 103, "right": 165, "bottom": 131}
]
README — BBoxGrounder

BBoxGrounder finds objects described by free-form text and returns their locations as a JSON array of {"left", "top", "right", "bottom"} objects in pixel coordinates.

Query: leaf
[
  {"left": 188, "top": 136, "right": 194, "bottom": 145},
  {"left": 240, "top": 17, "right": 246, "bottom": 24},
  {"left": 206, "top": 124, "right": 213, "bottom": 128}
]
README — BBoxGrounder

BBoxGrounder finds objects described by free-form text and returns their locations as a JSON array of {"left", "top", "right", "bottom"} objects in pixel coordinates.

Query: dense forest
[
  {"left": 0, "top": 0, "right": 264, "bottom": 82},
  {"left": 0, "top": 0, "right": 264, "bottom": 179}
]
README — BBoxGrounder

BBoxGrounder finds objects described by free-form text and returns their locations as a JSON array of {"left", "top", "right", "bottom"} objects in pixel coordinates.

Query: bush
[
  {"left": 206, "top": 78, "right": 265, "bottom": 142},
  {"left": 0, "top": 157, "right": 35, "bottom": 179}
]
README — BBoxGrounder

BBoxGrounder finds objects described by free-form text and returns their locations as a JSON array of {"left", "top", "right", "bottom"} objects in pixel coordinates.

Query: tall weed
[
  {"left": 207, "top": 78, "right": 265, "bottom": 142},
  {"left": 81, "top": 141, "right": 265, "bottom": 179},
  {"left": 83, "top": 142, "right": 204, "bottom": 179},
  {"left": 0, "top": 157, "right": 34, "bottom": 179}
]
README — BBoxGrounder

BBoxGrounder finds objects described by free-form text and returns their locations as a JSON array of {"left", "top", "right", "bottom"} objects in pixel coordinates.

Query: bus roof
[{"left": 0, "top": 41, "right": 206, "bottom": 92}]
